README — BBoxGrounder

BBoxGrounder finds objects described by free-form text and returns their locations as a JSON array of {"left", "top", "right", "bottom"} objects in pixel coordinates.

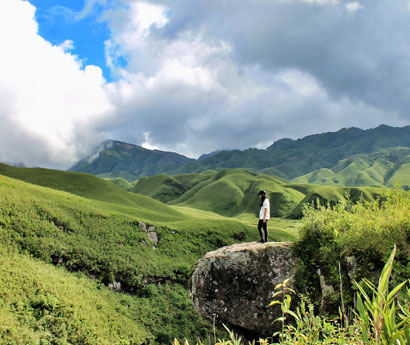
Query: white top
[{"left": 259, "top": 198, "right": 270, "bottom": 220}]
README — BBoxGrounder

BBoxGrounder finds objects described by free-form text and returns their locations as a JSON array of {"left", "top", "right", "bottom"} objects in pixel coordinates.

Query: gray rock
[
  {"left": 189, "top": 242, "right": 296, "bottom": 338},
  {"left": 109, "top": 280, "right": 122, "bottom": 292},
  {"left": 147, "top": 230, "right": 158, "bottom": 245},
  {"left": 137, "top": 221, "right": 147, "bottom": 231},
  {"left": 137, "top": 221, "right": 158, "bottom": 246}
]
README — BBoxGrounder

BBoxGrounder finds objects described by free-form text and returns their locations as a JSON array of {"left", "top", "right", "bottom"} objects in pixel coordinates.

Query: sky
[{"left": 0, "top": 0, "right": 409, "bottom": 169}]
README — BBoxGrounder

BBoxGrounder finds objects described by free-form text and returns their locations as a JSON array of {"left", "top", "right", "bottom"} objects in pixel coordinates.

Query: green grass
[
  {"left": 292, "top": 148, "right": 410, "bottom": 190},
  {"left": 0, "top": 171, "right": 263, "bottom": 344},
  {"left": 0, "top": 163, "right": 173, "bottom": 210},
  {"left": 104, "top": 177, "right": 137, "bottom": 191},
  {"left": 0, "top": 163, "right": 400, "bottom": 343},
  {"left": 0, "top": 244, "right": 151, "bottom": 345}
]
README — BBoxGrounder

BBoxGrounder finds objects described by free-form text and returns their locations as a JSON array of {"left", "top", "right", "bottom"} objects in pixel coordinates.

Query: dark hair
[{"left": 259, "top": 194, "right": 266, "bottom": 207}]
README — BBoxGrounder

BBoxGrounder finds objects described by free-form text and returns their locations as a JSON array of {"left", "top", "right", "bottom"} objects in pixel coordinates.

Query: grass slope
[
  {"left": 0, "top": 171, "right": 260, "bottom": 344},
  {"left": 0, "top": 162, "right": 180, "bottom": 214},
  {"left": 0, "top": 244, "right": 150, "bottom": 345},
  {"left": 132, "top": 169, "right": 389, "bottom": 219},
  {"left": 292, "top": 147, "right": 410, "bottom": 190}
]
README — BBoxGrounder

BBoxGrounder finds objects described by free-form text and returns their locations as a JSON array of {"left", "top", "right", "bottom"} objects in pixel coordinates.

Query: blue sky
[
  {"left": 0, "top": 0, "right": 409, "bottom": 169},
  {"left": 30, "top": 0, "right": 113, "bottom": 80}
]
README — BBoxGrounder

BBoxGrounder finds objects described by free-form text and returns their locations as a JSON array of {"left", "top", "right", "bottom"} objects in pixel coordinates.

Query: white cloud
[
  {"left": 76, "top": 0, "right": 107, "bottom": 20},
  {"left": 0, "top": 0, "right": 409, "bottom": 168},
  {"left": 98, "top": 0, "right": 407, "bottom": 158},
  {"left": 60, "top": 39, "right": 75, "bottom": 51},
  {"left": 0, "top": 0, "right": 113, "bottom": 168},
  {"left": 345, "top": 2, "right": 363, "bottom": 12}
]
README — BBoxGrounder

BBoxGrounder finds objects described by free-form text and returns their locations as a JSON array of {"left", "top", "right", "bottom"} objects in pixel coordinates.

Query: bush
[{"left": 292, "top": 188, "right": 410, "bottom": 311}]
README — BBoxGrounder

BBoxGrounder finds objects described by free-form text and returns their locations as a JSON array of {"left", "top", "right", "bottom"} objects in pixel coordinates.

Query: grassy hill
[
  {"left": 132, "top": 169, "right": 388, "bottom": 218},
  {"left": 0, "top": 162, "right": 179, "bottom": 213},
  {"left": 0, "top": 167, "right": 266, "bottom": 344},
  {"left": 292, "top": 147, "right": 410, "bottom": 190},
  {"left": 104, "top": 177, "right": 137, "bottom": 191}
]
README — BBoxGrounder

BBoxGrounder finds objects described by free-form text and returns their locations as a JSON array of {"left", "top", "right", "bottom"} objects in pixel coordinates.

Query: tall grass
[{"left": 293, "top": 188, "right": 410, "bottom": 310}]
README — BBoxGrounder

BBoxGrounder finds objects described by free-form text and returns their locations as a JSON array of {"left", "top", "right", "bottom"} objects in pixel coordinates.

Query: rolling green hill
[
  {"left": 292, "top": 147, "right": 410, "bottom": 190},
  {"left": 132, "top": 169, "right": 388, "bottom": 218},
  {"left": 69, "top": 140, "right": 194, "bottom": 181},
  {"left": 0, "top": 168, "right": 262, "bottom": 344},
  {"left": 104, "top": 177, "right": 137, "bottom": 191},
  {"left": 0, "top": 164, "right": 406, "bottom": 343},
  {"left": 0, "top": 162, "right": 180, "bottom": 214}
]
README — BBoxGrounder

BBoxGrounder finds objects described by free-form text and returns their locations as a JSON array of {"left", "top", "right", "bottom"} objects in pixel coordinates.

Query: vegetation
[
  {"left": 105, "top": 177, "right": 137, "bottom": 191},
  {"left": 293, "top": 188, "right": 410, "bottom": 313},
  {"left": 174, "top": 246, "right": 410, "bottom": 345},
  {"left": 132, "top": 169, "right": 389, "bottom": 218},
  {"left": 292, "top": 147, "right": 410, "bottom": 190},
  {"left": 0, "top": 244, "right": 151, "bottom": 345},
  {"left": 1, "top": 159, "right": 408, "bottom": 344},
  {"left": 0, "top": 171, "right": 256, "bottom": 344}
]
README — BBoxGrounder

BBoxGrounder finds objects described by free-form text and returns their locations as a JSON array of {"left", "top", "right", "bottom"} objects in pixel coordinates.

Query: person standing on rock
[{"left": 258, "top": 190, "right": 270, "bottom": 243}]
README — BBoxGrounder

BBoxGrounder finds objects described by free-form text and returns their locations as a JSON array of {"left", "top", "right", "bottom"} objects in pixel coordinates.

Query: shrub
[{"left": 292, "top": 188, "right": 410, "bottom": 310}]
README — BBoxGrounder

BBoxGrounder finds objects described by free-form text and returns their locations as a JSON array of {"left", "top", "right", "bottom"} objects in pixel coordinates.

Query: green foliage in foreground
[
  {"left": 293, "top": 188, "right": 410, "bottom": 313},
  {"left": 0, "top": 245, "right": 150, "bottom": 345},
  {"left": 175, "top": 246, "right": 410, "bottom": 345}
]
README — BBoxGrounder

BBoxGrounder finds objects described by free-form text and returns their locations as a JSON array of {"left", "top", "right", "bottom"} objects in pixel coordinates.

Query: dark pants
[{"left": 258, "top": 219, "right": 269, "bottom": 242}]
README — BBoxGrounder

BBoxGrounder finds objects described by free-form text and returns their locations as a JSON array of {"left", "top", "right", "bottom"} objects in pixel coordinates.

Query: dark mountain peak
[
  {"left": 268, "top": 138, "right": 293, "bottom": 150},
  {"left": 69, "top": 139, "right": 194, "bottom": 181}
]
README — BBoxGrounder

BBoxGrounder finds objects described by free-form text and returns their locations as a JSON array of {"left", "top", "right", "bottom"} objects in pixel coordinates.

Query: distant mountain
[
  {"left": 69, "top": 140, "right": 194, "bottom": 181},
  {"left": 70, "top": 125, "right": 410, "bottom": 183},
  {"left": 178, "top": 125, "right": 410, "bottom": 179}
]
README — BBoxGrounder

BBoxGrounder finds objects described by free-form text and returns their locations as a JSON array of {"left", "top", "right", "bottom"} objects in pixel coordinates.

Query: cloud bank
[{"left": 0, "top": 0, "right": 409, "bottom": 168}]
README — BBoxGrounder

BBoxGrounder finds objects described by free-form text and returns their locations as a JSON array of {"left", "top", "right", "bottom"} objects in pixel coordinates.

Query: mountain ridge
[{"left": 69, "top": 124, "right": 410, "bottom": 183}]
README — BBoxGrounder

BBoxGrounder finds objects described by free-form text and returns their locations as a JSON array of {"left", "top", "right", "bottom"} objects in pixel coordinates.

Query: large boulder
[{"left": 189, "top": 242, "right": 297, "bottom": 339}]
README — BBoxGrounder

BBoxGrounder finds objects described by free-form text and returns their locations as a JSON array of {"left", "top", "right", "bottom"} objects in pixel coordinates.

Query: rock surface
[{"left": 190, "top": 242, "right": 297, "bottom": 338}]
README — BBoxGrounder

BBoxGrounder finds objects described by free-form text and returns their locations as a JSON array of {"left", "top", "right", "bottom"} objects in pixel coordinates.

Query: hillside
[
  {"left": 70, "top": 125, "right": 410, "bottom": 184},
  {"left": 292, "top": 147, "right": 410, "bottom": 190},
  {"left": 0, "top": 165, "right": 406, "bottom": 343},
  {"left": 132, "top": 169, "right": 388, "bottom": 218},
  {"left": 0, "top": 168, "right": 260, "bottom": 344},
  {"left": 69, "top": 140, "right": 194, "bottom": 181}
]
